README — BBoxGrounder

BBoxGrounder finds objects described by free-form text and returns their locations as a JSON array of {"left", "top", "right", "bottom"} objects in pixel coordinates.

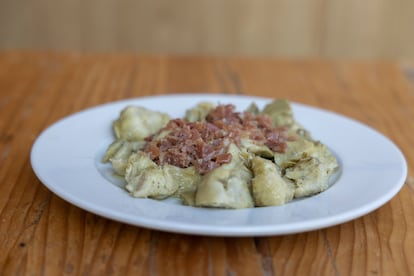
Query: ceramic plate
[{"left": 30, "top": 94, "right": 407, "bottom": 236}]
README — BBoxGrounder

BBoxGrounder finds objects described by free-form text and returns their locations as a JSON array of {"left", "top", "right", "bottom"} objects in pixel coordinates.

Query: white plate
[{"left": 30, "top": 94, "right": 407, "bottom": 236}]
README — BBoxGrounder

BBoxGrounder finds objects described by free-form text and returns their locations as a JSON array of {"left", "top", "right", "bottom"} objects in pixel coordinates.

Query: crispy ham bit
[{"left": 143, "top": 104, "right": 288, "bottom": 174}]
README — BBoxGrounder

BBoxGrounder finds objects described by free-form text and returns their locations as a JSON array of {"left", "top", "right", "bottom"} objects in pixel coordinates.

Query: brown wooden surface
[
  {"left": 1, "top": 0, "right": 414, "bottom": 59},
  {"left": 0, "top": 51, "right": 413, "bottom": 275}
]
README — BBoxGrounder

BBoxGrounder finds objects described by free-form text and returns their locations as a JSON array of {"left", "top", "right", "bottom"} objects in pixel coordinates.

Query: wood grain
[
  {"left": 0, "top": 51, "right": 413, "bottom": 275},
  {"left": 1, "top": 0, "right": 414, "bottom": 58}
]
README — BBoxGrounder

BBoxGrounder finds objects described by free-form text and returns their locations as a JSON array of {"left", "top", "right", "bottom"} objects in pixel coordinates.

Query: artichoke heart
[
  {"left": 262, "top": 99, "right": 311, "bottom": 139},
  {"left": 251, "top": 156, "right": 294, "bottom": 206},
  {"left": 125, "top": 151, "right": 178, "bottom": 199},
  {"left": 194, "top": 144, "right": 254, "bottom": 209},
  {"left": 279, "top": 140, "right": 338, "bottom": 198},
  {"left": 262, "top": 99, "right": 295, "bottom": 127},
  {"left": 184, "top": 102, "right": 216, "bottom": 122},
  {"left": 124, "top": 151, "right": 202, "bottom": 200},
  {"left": 285, "top": 157, "right": 329, "bottom": 197},
  {"left": 103, "top": 139, "right": 145, "bottom": 175},
  {"left": 113, "top": 106, "right": 170, "bottom": 141},
  {"left": 274, "top": 139, "right": 316, "bottom": 169},
  {"left": 240, "top": 138, "right": 274, "bottom": 159}
]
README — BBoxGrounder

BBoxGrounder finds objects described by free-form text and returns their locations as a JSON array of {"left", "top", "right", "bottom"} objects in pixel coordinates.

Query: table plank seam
[{"left": 322, "top": 230, "right": 340, "bottom": 276}]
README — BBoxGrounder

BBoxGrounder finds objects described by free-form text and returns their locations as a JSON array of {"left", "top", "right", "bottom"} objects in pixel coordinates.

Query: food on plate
[
  {"left": 251, "top": 156, "right": 294, "bottom": 206},
  {"left": 103, "top": 99, "right": 339, "bottom": 208},
  {"left": 113, "top": 106, "right": 170, "bottom": 141}
]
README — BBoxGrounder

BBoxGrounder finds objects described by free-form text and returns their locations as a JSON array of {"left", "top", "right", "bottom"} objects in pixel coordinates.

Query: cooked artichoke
[
  {"left": 245, "top": 102, "right": 260, "bottom": 115},
  {"left": 103, "top": 140, "right": 145, "bottom": 175},
  {"left": 274, "top": 139, "right": 338, "bottom": 198},
  {"left": 274, "top": 139, "right": 316, "bottom": 169},
  {"left": 240, "top": 138, "right": 274, "bottom": 159},
  {"left": 262, "top": 99, "right": 311, "bottom": 139},
  {"left": 124, "top": 151, "right": 202, "bottom": 200},
  {"left": 184, "top": 102, "right": 216, "bottom": 122},
  {"left": 262, "top": 99, "right": 295, "bottom": 127},
  {"left": 194, "top": 144, "right": 254, "bottom": 209},
  {"left": 125, "top": 151, "right": 178, "bottom": 199},
  {"left": 251, "top": 156, "right": 294, "bottom": 206},
  {"left": 284, "top": 157, "right": 330, "bottom": 197},
  {"left": 113, "top": 106, "right": 170, "bottom": 141},
  {"left": 166, "top": 165, "right": 201, "bottom": 196}
]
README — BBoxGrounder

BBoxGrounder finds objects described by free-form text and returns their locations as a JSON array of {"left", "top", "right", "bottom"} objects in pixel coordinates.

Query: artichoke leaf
[
  {"left": 194, "top": 144, "right": 254, "bottom": 209},
  {"left": 251, "top": 156, "right": 294, "bottom": 206},
  {"left": 184, "top": 102, "right": 216, "bottom": 122},
  {"left": 284, "top": 157, "right": 330, "bottom": 198},
  {"left": 124, "top": 151, "right": 177, "bottom": 199},
  {"left": 103, "top": 140, "right": 146, "bottom": 175},
  {"left": 113, "top": 106, "right": 170, "bottom": 141}
]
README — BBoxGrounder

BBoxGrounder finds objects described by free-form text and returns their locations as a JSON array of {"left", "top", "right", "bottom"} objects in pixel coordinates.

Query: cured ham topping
[{"left": 143, "top": 104, "right": 289, "bottom": 174}]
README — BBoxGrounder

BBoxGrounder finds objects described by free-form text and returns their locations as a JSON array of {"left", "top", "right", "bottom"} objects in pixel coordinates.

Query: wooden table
[{"left": 0, "top": 51, "right": 413, "bottom": 275}]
